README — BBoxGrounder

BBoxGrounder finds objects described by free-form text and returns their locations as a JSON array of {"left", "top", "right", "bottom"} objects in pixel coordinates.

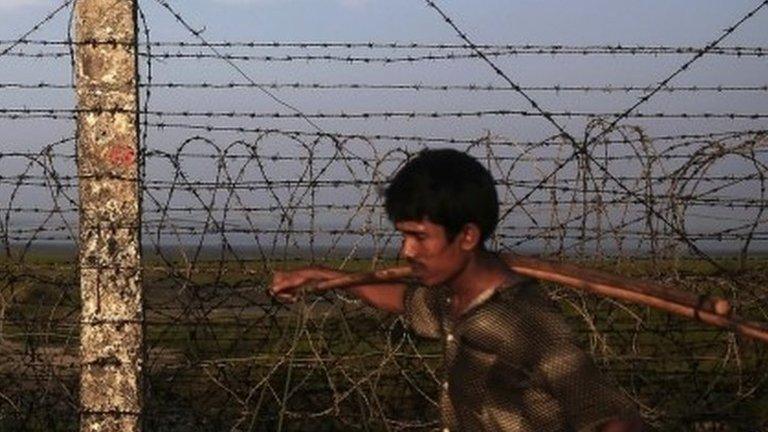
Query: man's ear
[{"left": 458, "top": 223, "right": 482, "bottom": 251}]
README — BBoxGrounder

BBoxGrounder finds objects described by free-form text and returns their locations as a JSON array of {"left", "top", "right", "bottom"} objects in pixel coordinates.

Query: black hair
[{"left": 384, "top": 148, "right": 499, "bottom": 243}]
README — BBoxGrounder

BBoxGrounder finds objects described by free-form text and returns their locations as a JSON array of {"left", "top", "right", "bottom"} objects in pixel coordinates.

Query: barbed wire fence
[{"left": 1, "top": 0, "right": 767, "bottom": 430}]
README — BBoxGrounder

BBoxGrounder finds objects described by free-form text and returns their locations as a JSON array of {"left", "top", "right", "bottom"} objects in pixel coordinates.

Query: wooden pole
[
  {"left": 75, "top": 1, "right": 143, "bottom": 431},
  {"left": 271, "top": 257, "right": 768, "bottom": 344},
  {"left": 499, "top": 254, "right": 768, "bottom": 344}
]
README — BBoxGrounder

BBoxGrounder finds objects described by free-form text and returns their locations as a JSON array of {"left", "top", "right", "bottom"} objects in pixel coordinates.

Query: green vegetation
[{"left": 1, "top": 253, "right": 767, "bottom": 430}]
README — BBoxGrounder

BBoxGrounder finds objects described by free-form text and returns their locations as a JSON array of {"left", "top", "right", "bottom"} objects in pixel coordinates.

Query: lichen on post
[{"left": 74, "top": 1, "right": 143, "bottom": 431}]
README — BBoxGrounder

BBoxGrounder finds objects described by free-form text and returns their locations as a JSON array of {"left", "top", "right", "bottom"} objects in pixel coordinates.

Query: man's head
[
  {"left": 385, "top": 148, "right": 499, "bottom": 243},
  {"left": 384, "top": 149, "right": 499, "bottom": 286}
]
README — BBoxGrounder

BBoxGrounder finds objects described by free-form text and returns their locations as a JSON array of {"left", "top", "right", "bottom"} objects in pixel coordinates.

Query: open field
[{"left": 1, "top": 253, "right": 767, "bottom": 431}]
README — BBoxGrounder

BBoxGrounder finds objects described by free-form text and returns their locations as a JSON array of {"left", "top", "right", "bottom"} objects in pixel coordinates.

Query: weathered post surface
[{"left": 75, "top": 1, "right": 143, "bottom": 431}]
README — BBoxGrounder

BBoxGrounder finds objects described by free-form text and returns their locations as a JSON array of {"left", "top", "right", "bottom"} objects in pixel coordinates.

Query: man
[{"left": 271, "top": 149, "right": 643, "bottom": 431}]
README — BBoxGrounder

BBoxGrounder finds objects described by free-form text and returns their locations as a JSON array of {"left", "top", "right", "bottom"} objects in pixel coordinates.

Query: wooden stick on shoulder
[
  {"left": 500, "top": 254, "right": 732, "bottom": 316},
  {"left": 500, "top": 253, "right": 768, "bottom": 345},
  {"left": 301, "top": 255, "right": 768, "bottom": 344},
  {"left": 271, "top": 266, "right": 413, "bottom": 303},
  {"left": 315, "top": 266, "right": 413, "bottom": 291}
]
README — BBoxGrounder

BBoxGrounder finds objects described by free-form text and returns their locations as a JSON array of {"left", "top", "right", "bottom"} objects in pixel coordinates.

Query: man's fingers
[
  {"left": 268, "top": 281, "right": 298, "bottom": 303},
  {"left": 269, "top": 272, "right": 304, "bottom": 304},
  {"left": 274, "top": 292, "right": 298, "bottom": 304},
  {"left": 268, "top": 268, "right": 331, "bottom": 303},
  {"left": 269, "top": 282, "right": 294, "bottom": 298}
]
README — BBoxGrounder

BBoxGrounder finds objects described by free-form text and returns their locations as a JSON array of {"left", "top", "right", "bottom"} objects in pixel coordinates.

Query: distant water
[{"left": 6, "top": 240, "right": 765, "bottom": 261}]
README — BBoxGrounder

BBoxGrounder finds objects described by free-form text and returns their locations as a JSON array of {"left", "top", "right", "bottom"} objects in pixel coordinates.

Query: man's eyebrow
[{"left": 397, "top": 227, "right": 426, "bottom": 235}]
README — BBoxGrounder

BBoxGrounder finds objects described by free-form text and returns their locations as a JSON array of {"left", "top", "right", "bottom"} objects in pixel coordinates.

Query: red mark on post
[{"left": 107, "top": 145, "right": 136, "bottom": 167}]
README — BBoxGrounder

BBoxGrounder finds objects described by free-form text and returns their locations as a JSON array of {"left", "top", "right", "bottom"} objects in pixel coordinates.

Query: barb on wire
[
  {"left": 3, "top": 1, "right": 768, "bottom": 429},
  {"left": 0, "top": 0, "right": 74, "bottom": 58}
]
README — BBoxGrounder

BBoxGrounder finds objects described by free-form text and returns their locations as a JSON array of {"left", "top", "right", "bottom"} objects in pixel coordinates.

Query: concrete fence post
[{"left": 74, "top": 1, "right": 143, "bottom": 431}]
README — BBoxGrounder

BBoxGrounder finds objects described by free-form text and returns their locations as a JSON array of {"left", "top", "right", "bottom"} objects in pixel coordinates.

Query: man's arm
[{"left": 270, "top": 267, "right": 408, "bottom": 313}]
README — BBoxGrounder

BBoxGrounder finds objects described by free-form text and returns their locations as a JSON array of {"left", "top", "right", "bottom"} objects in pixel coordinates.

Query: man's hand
[{"left": 269, "top": 267, "right": 345, "bottom": 303}]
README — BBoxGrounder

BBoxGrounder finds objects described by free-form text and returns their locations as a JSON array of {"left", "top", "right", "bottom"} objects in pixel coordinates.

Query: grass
[{"left": 1, "top": 253, "right": 767, "bottom": 430}]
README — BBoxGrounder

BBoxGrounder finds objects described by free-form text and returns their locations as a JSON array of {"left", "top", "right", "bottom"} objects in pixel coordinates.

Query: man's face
[{"left": 395, "top": 219, "right": 468, "bottom": 287}]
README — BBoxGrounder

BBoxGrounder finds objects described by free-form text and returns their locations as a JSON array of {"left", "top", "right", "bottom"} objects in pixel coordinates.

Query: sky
[
  {"left": 2, "top": 0, "right": 765, "bottom": 139},
  {"left": 3, "top": 0, "right": 766, "bottom": 43},
  {"left": 0, "top": 0, "right": 766, "bottom": 255}
]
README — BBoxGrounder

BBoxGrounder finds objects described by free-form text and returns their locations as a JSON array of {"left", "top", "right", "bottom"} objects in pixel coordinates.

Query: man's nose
[{"left": 400, "top": 238, "right": 416, "bottom": 260}]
